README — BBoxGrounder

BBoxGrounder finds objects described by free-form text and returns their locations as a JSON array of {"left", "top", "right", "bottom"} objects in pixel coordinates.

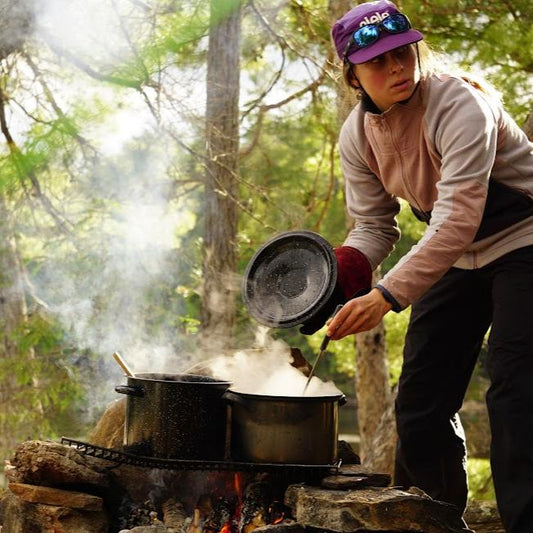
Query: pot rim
[
  {"left": 225, "top": 388, "right": 345, "bottom": 402},
  {"left": 128, "top": 372, "right": 232, "bottom": 385}
]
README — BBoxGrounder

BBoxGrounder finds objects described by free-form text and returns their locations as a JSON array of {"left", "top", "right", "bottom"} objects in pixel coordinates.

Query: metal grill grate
[{"left": 61, "top": 437, "right": 340, "bottom": 475}]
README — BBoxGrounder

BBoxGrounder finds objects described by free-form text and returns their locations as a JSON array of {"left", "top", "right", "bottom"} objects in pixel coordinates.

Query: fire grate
[{"left": 61, "top": 437, "right": 340, "bottom": 476}]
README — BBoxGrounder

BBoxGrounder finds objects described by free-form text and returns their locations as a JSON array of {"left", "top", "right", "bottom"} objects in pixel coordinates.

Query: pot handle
[
  {"left": 115, "top": 385, "right": 145, "bottom": 397},
  {"left": 222, "top": 390, "right": 250, "bottom": 408},
  {"left": 339, "top": 394, "right": 347, "bottom": 406}
]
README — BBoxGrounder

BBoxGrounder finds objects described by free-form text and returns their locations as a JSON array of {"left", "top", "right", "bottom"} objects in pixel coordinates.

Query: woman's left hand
[{"left": 326, "top": 288, "right": 392, "bottom": 340}]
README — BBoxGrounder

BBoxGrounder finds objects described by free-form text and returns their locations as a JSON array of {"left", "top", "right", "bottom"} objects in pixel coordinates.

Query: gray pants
[{"left": 394, "top": 245, "right": 533, "bottom": 533}]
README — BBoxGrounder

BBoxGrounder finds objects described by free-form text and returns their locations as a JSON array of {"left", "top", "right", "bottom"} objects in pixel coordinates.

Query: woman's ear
[{"left": 349, "top": 67, "right": 360, "bottom": 88}]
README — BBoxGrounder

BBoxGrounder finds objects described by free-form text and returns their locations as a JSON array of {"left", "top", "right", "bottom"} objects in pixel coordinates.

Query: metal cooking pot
[
  {"left": 115, "top": 373, "right": 231, "bottom": 460},
  {"left": 224, "top": 389, "right": 345, "bottom": 465}
]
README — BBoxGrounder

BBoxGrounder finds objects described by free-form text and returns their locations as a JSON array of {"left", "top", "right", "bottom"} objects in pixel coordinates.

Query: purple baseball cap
[{"left": 332, "top": 0, "right": 423, "bottom": 65}]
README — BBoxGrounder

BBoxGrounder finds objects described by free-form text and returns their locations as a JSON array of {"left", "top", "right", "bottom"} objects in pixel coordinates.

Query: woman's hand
[{"left": 326, "top": 288, "right": 392, "bottom": 340}]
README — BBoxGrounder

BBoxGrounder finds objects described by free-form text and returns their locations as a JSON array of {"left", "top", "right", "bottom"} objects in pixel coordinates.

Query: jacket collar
[{"left": 361, "top": 79, "right": 424, "bottom": 117}]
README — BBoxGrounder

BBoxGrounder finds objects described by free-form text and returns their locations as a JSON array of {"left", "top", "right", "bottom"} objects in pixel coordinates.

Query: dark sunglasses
[{"left": 343, "top": 13, "right": 412, "bottom": 62}]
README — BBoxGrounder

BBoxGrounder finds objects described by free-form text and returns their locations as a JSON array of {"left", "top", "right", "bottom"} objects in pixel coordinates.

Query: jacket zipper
[{"left": 383, "top": 117, "right": 427, "bottom": 216}]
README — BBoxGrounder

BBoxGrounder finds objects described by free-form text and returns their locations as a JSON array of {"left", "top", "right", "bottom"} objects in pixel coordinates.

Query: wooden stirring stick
[{"left": 112, "top": 351, "right": 135, "bottom": 377}]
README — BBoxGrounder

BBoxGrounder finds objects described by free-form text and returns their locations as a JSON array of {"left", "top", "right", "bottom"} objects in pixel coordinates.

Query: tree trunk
[
  {"left": 202, "top": 0, "right": 242, "bottom": 353},
  {"left": 329, "top": 0, "right": 396, "bottom": 474},
  {"left": 354, "top": 271, "right": 396, "bottom": 475},
  {"left": 523, "top": 109, "right": 533, "bottom": 140}
]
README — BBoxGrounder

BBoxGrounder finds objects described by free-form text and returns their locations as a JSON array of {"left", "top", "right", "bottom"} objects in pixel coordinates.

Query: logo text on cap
[{"left": 359, "top": 11, "right": 390, "bottom": 27}]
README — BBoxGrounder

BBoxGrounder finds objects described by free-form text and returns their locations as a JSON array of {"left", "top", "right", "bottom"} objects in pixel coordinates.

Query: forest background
[{"left": 0, "top": 0, "right": 532, "bottom": 503}]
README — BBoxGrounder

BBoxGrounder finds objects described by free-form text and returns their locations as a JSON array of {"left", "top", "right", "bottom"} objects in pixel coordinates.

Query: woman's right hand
[{"left": 326, "top": 288, "right": 392, "bottom": 340}]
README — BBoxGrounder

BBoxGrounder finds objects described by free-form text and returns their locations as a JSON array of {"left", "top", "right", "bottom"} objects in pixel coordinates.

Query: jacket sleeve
[
  {"left": 339, "top": 109, "right": 401, "bottom": 270},
  {"left": 379, "top": 78, "right": 498, "bottom": 309}
]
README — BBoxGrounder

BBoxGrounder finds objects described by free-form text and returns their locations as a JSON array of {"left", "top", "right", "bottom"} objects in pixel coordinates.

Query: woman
[{"left": 324, "top": 1, "right": 533, "bottom": 532}]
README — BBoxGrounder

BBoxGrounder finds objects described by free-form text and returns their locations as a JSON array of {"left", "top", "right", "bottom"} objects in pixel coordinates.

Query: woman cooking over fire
[{"left": 320, "top": 1, "right": 533, "bottom": 531}]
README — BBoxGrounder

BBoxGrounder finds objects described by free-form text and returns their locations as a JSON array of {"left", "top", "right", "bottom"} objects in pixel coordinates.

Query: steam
[{"left": 207, "top": 335, "right": 342, "bottom": 398}]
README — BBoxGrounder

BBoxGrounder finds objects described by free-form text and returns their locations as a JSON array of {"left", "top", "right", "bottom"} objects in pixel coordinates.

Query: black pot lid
[{"left": 242, "top": 230, "right": 337, "bottom": 328}]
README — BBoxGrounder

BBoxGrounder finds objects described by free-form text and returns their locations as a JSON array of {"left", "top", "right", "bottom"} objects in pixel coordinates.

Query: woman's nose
[{"left": 389, "top": 57, "right": 404, "bottom": 72}]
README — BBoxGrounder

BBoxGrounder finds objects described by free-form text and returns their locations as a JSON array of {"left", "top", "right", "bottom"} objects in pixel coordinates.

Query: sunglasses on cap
[{"left": 343, "top": 13, "right": 412, "bottom": 62}]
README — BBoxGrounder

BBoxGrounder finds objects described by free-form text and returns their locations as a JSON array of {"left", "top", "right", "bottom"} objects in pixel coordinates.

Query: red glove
[
  {"left": 299, "top": 246, "right": 372, "bottom": 335},
  {"left": 334, "top": 246, "right": 372, "bottom": 300}
]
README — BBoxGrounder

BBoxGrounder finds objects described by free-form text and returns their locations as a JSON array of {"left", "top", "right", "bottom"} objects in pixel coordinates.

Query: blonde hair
[{"left": 342, "top": 41, "right": 501, "bottom": 102}]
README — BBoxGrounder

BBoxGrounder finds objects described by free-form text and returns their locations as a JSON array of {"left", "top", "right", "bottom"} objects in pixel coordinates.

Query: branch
[
  {"left": 0, "top": 87, "right": 74, "bottom": 236},
  {"left": 40, "top": 31, "right": 143, "bottom": 90},
  {"left": 22, "top": 52, "right": 99, "bottom": 162}
]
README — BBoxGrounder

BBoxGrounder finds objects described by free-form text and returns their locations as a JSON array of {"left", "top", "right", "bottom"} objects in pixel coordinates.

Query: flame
[
  {"left": 234, "top": 472, "right": 243, "bottom": 499},
  {"left": 273, "top": 514, "right": 284, "bottom": 525},
  {"left": 220, "top": 522, "right": 232, "bottom": 533}
]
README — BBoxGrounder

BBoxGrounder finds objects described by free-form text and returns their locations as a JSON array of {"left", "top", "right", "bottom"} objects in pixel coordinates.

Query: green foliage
[
  {"left": 0, "top": 313, "right": 86, "bottom": 459},
  {"left": 384, "top": 307, "right": 410, "bottom": 385},
  {"left": 0, "top": 0, "right": 530, "bottom": 464},
  {"left": 403, "top": 0, "right": 533, "bottom": 123},
  {"left": 467, "top": 458, "right": 496, "bottom": 501}
]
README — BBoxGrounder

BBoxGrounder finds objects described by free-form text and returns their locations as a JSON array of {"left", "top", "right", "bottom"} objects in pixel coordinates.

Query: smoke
[
  {"left": 43, "top": 141, "right": 185, "bottom": 351},
  {"left": 35, "top": 0, "right": 134, "bottom": 66},
  {"left": 14, "top": 0, "right": 339, "bottom": 418},
  {"left": 15, "top": 1, "right": 197, "bottom": 398},
  {"left": 0, "top": 0, "right": 35, "bottom": 59}
]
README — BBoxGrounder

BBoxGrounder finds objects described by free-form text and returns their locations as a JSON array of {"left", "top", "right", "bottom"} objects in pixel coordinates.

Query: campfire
[
  {"left": 0, "top": 347, "right": 486, "bottom": 532},
  {"left": 0, "top": 436, "right": 479, "bottom": 533},
  {"left": 116, "top": 472, "right": 288, "bottom": 532}
]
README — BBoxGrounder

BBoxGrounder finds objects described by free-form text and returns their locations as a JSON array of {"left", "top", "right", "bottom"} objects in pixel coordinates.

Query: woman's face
[{"left": 352, "top": 45, "right": 419, "bottom": 112}]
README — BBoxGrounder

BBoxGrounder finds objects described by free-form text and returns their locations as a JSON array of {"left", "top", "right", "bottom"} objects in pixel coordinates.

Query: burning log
[
  {"left": 203, "top": 497, "right": 235, "bottom": 533},
  {"left": 162, "top": 497, "right": 188, "bottom": 532},
  {"left": 186, "top": 508, "right": 202, "bottom": 533},
  {"left": 118, "top": 498, "right": 163, "bottom": 530},
  {"left": 239, "top": 481, "right": 272, "bottom": 533}
]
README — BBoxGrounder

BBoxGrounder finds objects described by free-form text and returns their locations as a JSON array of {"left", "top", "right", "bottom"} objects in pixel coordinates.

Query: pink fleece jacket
[{"left": 339, "top": 73, "right": 533, "bottom": 310}]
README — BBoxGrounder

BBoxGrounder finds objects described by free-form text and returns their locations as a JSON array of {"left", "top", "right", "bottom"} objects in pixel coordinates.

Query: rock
[
  {"left": 8, "top": 483, "right": 103, "bottom": 511},
  {"left": 284, "top": 484, "right": 472, "bottom": 533},
  {"left": 126, "top": 524, "right": 169, "bottom": 533},
  {"left": 321, "top": 465, "right": 391, "bottom": 489},
  {"left": 464, "top": 500, "right": 504, "bottom": 533},
  {"left": 9, "top": 440, "right": 110, "bottom": 489},
  {"left": 1, "top": 490, "right": 109, "bottom": 533},
  {"left": 252, "top": 519, "right": 305, "bottom": 533},
  {"left": 88, "top": 398, "right": 126, "bottom": 449},
  {"left": 337, "top": 440, "right": 361, "bottom": 465}
]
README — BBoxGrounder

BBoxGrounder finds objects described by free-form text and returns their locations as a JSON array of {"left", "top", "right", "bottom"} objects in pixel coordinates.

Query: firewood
[
  {"left": 186, "top": 508, "right": 202, "bottom": 533},
  {"left": 8, "top": 482, "right": 104, "bottom": 511},
  {"left": 203, "top": 497, "right": 234, "bottom": 533},
  {"left": 240, "top": 481, "right": 272, "bottom": 533},
  {"left": 162, "top": 497, "right": 188, "bottom": 532},
  {"left": 88, "top": 397, "right": 126, "bottom": 449},
  {"left": 9, "top": 440, "right": 110, "bottom": 489}
]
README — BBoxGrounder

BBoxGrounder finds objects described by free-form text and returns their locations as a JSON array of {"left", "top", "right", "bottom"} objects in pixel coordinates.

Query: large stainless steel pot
[
  {"left": 223, "top": 389, "right": 345, "bottom": 465},
  {"left": 115, "top": 373, "right": 231, "bottom": 460}
]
